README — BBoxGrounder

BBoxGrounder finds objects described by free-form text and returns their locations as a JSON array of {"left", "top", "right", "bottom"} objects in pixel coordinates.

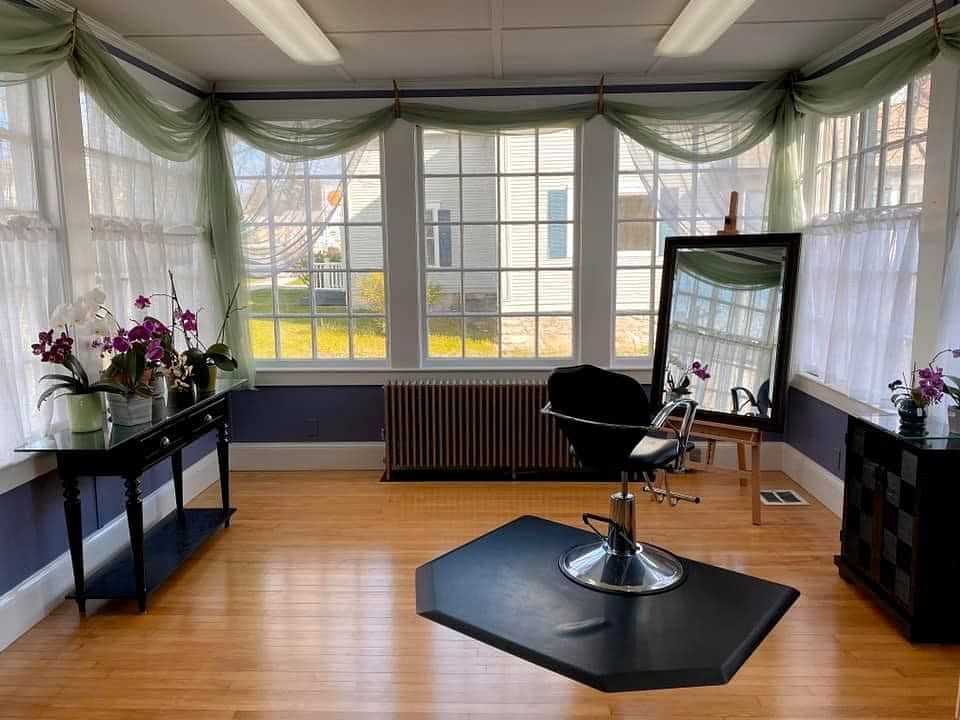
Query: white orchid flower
[
  {"left": 83, "top": 287, "right": 106, "bottom": 307},
  {"left": 69, "top": 300, "right": 91, "bottom": 324},
  {"left": 50, "top": 303, "right": 70, "bottom": 327}
]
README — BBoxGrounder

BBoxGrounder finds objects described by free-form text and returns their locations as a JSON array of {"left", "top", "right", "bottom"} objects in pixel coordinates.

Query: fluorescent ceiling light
[
  {"left": 225, "top": 0, "right": 341, "bottom": 65},
  {"left": 655, "top": 0, "right": 756, "bottom": 57}
]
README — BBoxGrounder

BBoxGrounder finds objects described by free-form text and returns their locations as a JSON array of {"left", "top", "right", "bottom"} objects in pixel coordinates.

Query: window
[
  {"left": 231, "top": 134, "right": 386, "bottom": 363},
  {"left": 812, "top": 74, "right": 928, "bottom": 216},
  {"left": 796, "top": 75, "right": 929, "bottom": 407},
  {"left": 420, "top": 127, "right": 576, "bottom": 362},
  {"left": 614, "top": 133, "right": 770, "bottom": 362},
  {"left": 0, "top": 80, "right": 66, "bottom": 465},
  {"left": 81, "top": 87, "right": 217, "bottom": 342}
]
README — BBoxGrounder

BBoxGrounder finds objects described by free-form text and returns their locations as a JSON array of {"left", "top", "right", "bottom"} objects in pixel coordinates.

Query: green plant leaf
[
  {"left": 36, "top": 382, "right": 76, "bottom": 409},
  {"left": 205, "top": 352, "right": 237, "bottom": 370},
  {"left": 207, "top": 342, "right": 231, "bottom": 355},
  {"left": 39, "top": 373, "right": 79, "bottom": 385},
  {"left": 89, "top": 381, "right": 127, "bottom": 395},
  {"left": 62, "top": 353, "right": 88, "bottom": 388}
]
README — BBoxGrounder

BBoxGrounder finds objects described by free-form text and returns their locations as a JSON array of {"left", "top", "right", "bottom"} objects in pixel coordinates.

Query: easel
[{"left": 689, "top": 191, "right": 766, "bottom": 525}]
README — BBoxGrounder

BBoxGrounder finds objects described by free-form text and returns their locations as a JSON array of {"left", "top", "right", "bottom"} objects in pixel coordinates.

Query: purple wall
[
  {"left": 0, "top": 434, "right": 215, "bottom": 597},
  {"left": 784, "top": 386, "right": 848, "bottom": 476}
]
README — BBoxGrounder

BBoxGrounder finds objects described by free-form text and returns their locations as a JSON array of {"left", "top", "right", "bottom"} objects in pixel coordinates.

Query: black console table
[
  {"left": 15, "top": 379, "right": 246, "bottom": 614},
  {"left": 837, "top": 412, "right": 960, "bottom": 642}
]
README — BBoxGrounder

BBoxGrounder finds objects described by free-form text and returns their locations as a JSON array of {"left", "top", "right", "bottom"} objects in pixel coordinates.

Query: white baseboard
[
  {"left": 230, "top": 441, "right": 385, "bottom": 471},
  {"left": 780, "top": 443, "right": 843, "bottom": 517},
  {"left": 0, "top": 450, "right": 219, "bottom": 653}
]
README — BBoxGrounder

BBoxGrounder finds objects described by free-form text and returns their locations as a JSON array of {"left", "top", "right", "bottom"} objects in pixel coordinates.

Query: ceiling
[{"left": 68, "top": 0, "right": 915, "bottom": 88}]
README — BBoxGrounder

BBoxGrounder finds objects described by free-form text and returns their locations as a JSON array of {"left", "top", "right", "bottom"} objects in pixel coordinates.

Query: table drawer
[
  {"left": 188, "top": 400, "right": 226, "bottom": 433},
  {"left": 137, "top": 423, "right": 190, "bottom": 463}
]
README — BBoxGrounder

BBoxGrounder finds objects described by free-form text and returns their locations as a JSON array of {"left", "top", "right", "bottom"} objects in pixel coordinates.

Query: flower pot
[
  {"left": 65, "top": 393, "right": 103, "bottom": 433},
  {"left": 107, "top": 393, "right": 153, "bottom": 427},
  {"left": 895, "top": 397, "right": 927, "bottom": 435},
  {"left": 949, "top": 406, "right": 960, "bottom": 436},
  {"left": 168, "top": 382, "right": 198, "bottom": 410},
  {"left": 203, "top": 366, "right": 218, "bottom": 393}
]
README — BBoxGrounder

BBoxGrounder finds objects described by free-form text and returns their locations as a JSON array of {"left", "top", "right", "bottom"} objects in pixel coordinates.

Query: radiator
[{"left": 384, "top": 380, "right": 578, "bottom": 478}]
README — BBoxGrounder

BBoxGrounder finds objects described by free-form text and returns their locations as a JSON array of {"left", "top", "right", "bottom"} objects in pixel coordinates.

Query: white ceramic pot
[
  {"left": 949, "top": 406, "right": 960, "bottom": 436},
  {"left": 107, "top": 393, "right": 153, "bottom": 426},
  {"left": 65, "top": 393, "right": 103, "bottom": 433}
]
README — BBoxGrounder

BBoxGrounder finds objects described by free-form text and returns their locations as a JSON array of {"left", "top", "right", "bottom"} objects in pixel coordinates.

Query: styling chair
[
  {"left": 542, "top": 365, "right": 701, "bottom": 595},
  {"left": 731, "top": 379, "right": 771, "bottom": 417}
]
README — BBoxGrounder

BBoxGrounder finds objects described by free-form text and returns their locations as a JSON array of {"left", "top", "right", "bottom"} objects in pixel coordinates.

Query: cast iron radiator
[{"left": 384, "top": 380, "right": 578, "bottom": 479}]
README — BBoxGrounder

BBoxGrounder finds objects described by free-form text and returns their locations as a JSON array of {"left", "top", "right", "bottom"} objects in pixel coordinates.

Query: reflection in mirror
[{"left": 663, "top": 245, "right": 787, "bottom": 418}]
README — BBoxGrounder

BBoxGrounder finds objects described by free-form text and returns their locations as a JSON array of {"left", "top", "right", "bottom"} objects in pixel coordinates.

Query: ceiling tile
[
  {"left": 502, "top": 0, "right": 685, "bottom": 28},
  {"left": 502, "top": 27, "right": 662, "bottom": 77},
  {"left": 330, "top": 32, "right": 494, "bottom": 80},
  {"left": 654, "top": 20, "right": 874, "bottom": 75},
  {"left": 72, "top": 0, "right": 256, "bottom": 35},
  {"left": 740, "top": 0, "right": 910, "bottom": 22},
  {"left": 300, "top": 0, "right": 491, "bottom": 31},
  {"left": 134, "top": 36, "right": 346, "bottom": 84}
]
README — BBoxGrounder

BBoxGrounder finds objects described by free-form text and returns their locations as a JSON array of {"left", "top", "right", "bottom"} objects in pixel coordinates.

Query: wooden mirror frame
[{"left": 650, "top": 233, "right": 802, "bottom": 433}]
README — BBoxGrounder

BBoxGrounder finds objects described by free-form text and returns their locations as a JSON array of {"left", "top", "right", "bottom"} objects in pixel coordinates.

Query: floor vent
[{"left": 760, "top": 489, "right": 808, "bottom": 506}]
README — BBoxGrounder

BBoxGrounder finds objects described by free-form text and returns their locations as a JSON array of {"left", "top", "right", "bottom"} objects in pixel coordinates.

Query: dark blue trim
[
  {"left": 101, "top": 42, "right": 207, "bottom": 98},
  {"left": 806, "top": 0, "right": 958, "bottom": 80}
]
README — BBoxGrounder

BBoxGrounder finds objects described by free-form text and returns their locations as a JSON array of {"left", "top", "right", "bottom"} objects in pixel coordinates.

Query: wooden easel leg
[
  {"left": 751, "top": 443, "right": 762, "bottom": 526},
  {"left": 706, "top": 440, "right": 717, "bottom": 465},
  {"left": 736, "top": 443, "right": 747, "bottom": 487}
]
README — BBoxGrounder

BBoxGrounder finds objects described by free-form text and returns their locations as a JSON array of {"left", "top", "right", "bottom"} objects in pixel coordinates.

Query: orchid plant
[
  {"left": 97, "top": 309, "right": 175, "bottom": 398},
  {"left": 889, "top": 347, "right": 960, "bottom": 409},
  {"left": 665, "top": 360, "right": 711, "bottom": 398},
  {"left": 32, "top": 288, "right": 126, "bottom": 409}
]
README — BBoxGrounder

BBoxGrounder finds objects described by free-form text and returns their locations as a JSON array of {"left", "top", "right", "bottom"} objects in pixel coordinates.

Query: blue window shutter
[
  {"left": 437, "top": 209, "right": 452, "bottom": 267},
  {"left": 547, "top": 190, "right": 567, "bottom": 259}
]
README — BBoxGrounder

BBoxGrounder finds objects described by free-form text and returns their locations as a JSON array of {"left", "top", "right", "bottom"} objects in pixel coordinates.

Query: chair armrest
[
  {"left": 541, "top": 402, "right": 659, "bottom": 433},
  {"left": 651, "top": 399, "right": 699, "bottom": 470}
]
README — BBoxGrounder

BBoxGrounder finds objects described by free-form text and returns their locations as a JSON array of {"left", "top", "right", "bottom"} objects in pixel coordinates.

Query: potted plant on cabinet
[
  {"left": 888, "top": 347, "right": 960, "bottom": 434},
  {"left": 665, "top": 359, "right": 711, "bottom": 402},
  {"left": 33, "top": 288, "right": 126, "bottom": 433}
]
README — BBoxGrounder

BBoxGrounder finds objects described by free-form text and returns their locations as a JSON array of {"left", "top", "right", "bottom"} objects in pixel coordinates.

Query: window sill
[
  {"left": 790, "top": 372, "right": 895, "bottom": 419},
  {"left": 0, "top": 452, "right": 57, "bottom": 498},
  {"left": 253, "top": 365, "right": 653, "bottom": 386}
]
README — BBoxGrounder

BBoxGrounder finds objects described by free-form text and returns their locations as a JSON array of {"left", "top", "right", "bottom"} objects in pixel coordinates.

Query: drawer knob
[
  {"left": 203, "top": 413, "right": 213, "bottom": 423},
  {"left": 160, "top": 436, "right": 171, "bottom": 448}
]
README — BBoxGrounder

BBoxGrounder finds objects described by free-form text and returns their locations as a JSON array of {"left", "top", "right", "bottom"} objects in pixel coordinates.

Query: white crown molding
[
  {"left": 802, "top": 0, "right": 960, "bottom": 76},
  {"left": 28, "top": 0, "right": 210, "bottom": 93},
  {"left": 0, "top": 450, "right": 219, "bottom": 652}
]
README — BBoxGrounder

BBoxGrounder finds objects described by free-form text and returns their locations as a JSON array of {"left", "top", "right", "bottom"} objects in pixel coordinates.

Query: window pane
[
  {"left": 237, "top": 180, "right": 269, "bottom": 222},
  {"left": 278, "top": 318, "right": 312, "bottom": 359},
  {"left": 350, "top": 272, "right": 385, "bottom": 314},
  {"left": 424, "top": 221, "right": 461, "bottom": 269},
  {"left": 250, "top": 318, "right": 276, "bottom": 359},
  {"left": 817, "top": 117, "right": 834, "bottom": 164},
  {"left": 309, "top": 178, "right": 345, "bottom": 223},
  {"left": 620, "top": 138, "right": 654, "bottom": 172},
  {"left": 310, "top": 154, "right": 342, "bottom": 176},
  {"left": 465, "top": 318, "right": 499, "bottom": 358},
  {"left": 538, "top": 176, "right": 574, "bottom": 221},
  {"left": 500, "top": 316, "right": 536, "bottom": 357},
  {"left": 538, "top": 223, "right": 573, "bottom": 266},
  {"left": 501, "top": 271, "right": 536, "bottom": 313},
  {"left": 428, "top": 317, "right": 463, "bottom": 357},
  {"left": 538, "top": 271, "right": 573, "bottom": 313},
  {"left": 905, "top": 140, "right": 925, "bottom": 204},
  {"left": 426, "top": 272, "right": 461, "bottom": 313},
  {"left": 500, "top": 224, "right": 536, "bottom": 268},
  {"left": 233, "top": 143, "right": 266, "bottom": 176},
  {"left": 617, "top": 222, "right": 654, "bottom": 266},
  {"left": 462, "top": 132, "right": 496, "bottom": 174},
  {"left": 348, "top": 225, "right": 384, "bottom": 268},
  {"left": 831, "top": 159, "right": 848, "bottom": 214},
  {"left": 424, "top": 177, "right": 460, "bottom": 222},
  {"left": 881, "top": 145, "right": 903, "bottom": 206},
  {"left": 316, "top": 317, "right": 349, "bottom": 358},
  {"left": 314, "top": 272, "right": 347, "bottom": 313},
  {"left": 499, "top": 131, "right": 535, "bottom": 173},
  {"left": 463, "top": 176, "right": 498, "bottom": 221},
  {"left": 352, "top": 317, "right": 386, "bottom": 358},
  {"left": 861, "top": 149, "right": 880, "bottom": 208},
  {"left": 886, "top": 86, "right": 908, "bottom": 144},
  {"left": 464, "top": 272, "right": 498, "bottom": 313},
  {"left": 422, "top": 130, "right": 459, "bottom": 173},
  {"left": 910, "top": 75, "right": 930, "bottom": 135},
  {"left": 615, "top": 315, "right": 651, "bottom": 358},
  {"left": 272, "top": 179, "right": 306, "bottom": 222},
  {"left": 618, "top": 174, "right": 655, "bottom": 219},
  {"left": 462, "top": 224, "right": 497, "bottom": 268},
  {"left": 349, "top": 138, "right": 381, "bottom": 175},
  {"left": 616, "top": 269, "right": 652, "bottom": 312},
  {"left": 276, "top": 273, "right": 311, "bottom": 314},
  {"left": 538, "top": 316, "right": 572, "bottom": 357},
  {"left": 347, "top": 178, "right": 381, "bottom": 222},
  {"left": 500, "top": 176, "right": 535, "bottom": 221},
  {"left": 657, "top": 173, "right": 695, "bottom": 217},
  {"left": 863, "top": 102, "right": 883, "bottom": 148},
  {"left": 247, "top": 276, "right": 274, "bottom": 315},
  {"left": 538, "top": 128, "right": 575, "bottom": 172}
]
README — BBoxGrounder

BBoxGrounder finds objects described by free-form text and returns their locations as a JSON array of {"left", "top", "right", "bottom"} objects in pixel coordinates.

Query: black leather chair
[
  {"left": 542, "top": 365, "right": 700, "bottom": 595},
  {"left": 731, "top": 379, "right": 771, "bottom": 417}
]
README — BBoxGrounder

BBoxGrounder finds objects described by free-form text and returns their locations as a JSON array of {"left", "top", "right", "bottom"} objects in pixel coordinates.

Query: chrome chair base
[{"left": 559, "top": 539, "right": 685, "bottom": 595}]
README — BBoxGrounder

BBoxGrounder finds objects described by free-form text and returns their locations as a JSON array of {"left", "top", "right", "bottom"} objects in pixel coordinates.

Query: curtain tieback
[
  {"left": 393, "top": 80, "right": 401, "bottom": 119},
  {"left": 932, "top": 0, "right": 943, "bottom": 40},
  {"left": 595, "top": 75, "right": 605, "bottom": 114}
]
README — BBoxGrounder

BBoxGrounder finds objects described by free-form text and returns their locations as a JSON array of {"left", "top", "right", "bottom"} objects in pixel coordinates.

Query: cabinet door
[
  {"left": 879, "top": 455, "right": 917, "bottom": 613},
  {"left": 842, "top": 430, "right": 884, "bottom": 578}
]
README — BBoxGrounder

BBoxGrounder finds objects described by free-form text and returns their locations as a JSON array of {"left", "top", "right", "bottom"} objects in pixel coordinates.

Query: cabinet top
[{"left": 855, "top": 412, "right": 960, "bottom": 451}]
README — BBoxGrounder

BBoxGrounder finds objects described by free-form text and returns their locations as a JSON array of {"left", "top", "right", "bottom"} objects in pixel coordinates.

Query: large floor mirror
[{"left": 651, "top": 234, "right": 801, "bottom": 432}]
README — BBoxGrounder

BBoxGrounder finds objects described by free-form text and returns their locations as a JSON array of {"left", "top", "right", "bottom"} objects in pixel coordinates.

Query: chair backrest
[
  {"left": 547, "top": 365, "right": 652, "bottom": 471},
  {"left": 757, "top": 379, "right": 771, "bottom": 416}
]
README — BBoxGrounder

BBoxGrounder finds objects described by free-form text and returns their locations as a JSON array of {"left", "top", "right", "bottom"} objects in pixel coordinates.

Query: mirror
[{"left": 651, "top": 234, "right": 801, "bottom": 432}]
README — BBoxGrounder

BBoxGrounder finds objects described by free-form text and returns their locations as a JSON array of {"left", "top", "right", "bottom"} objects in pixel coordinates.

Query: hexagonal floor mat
[{"left": 416, "top": 515, "right": 799, "bottom": 692}]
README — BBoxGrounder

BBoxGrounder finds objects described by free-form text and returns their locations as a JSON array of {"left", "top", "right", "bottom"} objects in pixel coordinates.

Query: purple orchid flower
[
  {"left": 179, "top": 309, "right": 198, "bottom": 333},
  {"left": 127, "top": 324, "right": 150, "bottom": 342},
  {"left": 134, "top": 295, "right": 151, "bottom": 310}
]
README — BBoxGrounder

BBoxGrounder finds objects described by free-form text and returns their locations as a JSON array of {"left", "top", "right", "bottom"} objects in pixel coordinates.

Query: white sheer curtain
[
  {"left": 0, "top": 80, "right": 67, "bottom": 465},
  {"left": 81, "top": 86, "right": 220, "bottom": 341},
  {"left": 933, "top": 220, "right": 960, "bottom": 421},
  {"left": 794, "top": 208, "right": 920, "bottom": 407}
]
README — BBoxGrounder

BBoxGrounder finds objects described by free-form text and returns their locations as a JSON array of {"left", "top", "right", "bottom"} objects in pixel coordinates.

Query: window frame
[
  {"left": 416, "top": 126, "right": 581, "bottom": 368},
  {"left": 234, "top": 135, "right": 390, "bottom": 368}
]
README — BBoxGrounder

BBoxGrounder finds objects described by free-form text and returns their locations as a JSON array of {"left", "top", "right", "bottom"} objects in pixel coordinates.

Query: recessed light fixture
[
  {"left": 225, "top": 0, "right": 342, "bottom": 65},
  {"left": 655, "top": 0, "right": 756, "bottom": 57}
]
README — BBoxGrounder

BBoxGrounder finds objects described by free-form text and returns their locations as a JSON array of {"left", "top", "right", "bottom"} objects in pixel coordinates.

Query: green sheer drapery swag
[
  {"left": 677, "top": 252, "right": 783, "bottom": 290},
  {"left": 1, "top": 0, "right": 955, "bottom": 383}
]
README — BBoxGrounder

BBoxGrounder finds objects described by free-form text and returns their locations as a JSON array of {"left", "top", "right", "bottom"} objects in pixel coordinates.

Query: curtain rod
[{"left": 20, "top": 0, "right": 952, "bottom": 101}]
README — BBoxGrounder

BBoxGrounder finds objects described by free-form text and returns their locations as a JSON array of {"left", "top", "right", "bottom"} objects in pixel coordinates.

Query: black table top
[
  {"left": 15, "top": 379, "right": 246, "bottom": 454},
  {"left": 417, "top": 515, "right": 799, "bottom": 692}
]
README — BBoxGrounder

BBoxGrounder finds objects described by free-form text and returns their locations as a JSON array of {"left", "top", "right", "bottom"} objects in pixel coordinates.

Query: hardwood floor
[{"left": 1, "top": 469, "right": 958, "bottom": 719}]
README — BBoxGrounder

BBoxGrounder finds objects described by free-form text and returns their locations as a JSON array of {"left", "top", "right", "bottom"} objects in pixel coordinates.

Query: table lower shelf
[{"left": 70, "top": 507, "right": 235, "bottom": 602}]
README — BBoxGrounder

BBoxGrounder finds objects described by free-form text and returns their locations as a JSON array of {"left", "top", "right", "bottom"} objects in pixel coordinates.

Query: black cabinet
[{"left": 837, "top": 415, "right": 960, "bottom": 642}]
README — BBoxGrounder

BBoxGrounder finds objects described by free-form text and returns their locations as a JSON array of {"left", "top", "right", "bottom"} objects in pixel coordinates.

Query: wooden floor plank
[{"left": 1, "top": 468, "right": 958, "bottom": 719}]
